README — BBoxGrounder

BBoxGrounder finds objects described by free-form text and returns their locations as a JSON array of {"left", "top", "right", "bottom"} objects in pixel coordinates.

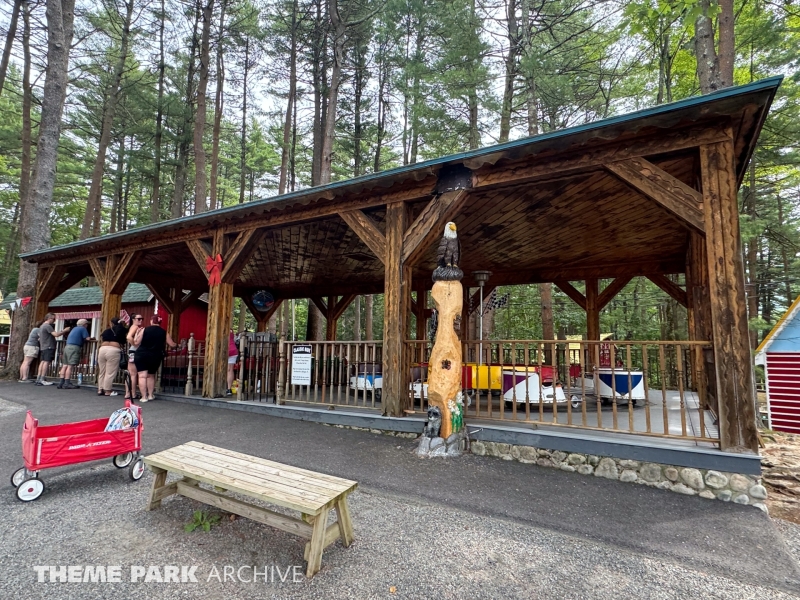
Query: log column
[
  {"left": 340, "top": 190, "right": 469, "bottom": 416},
  {"left": 585, "top": 279, "right": 600, "bottom": 341},
  {"left": 686, "top": 231, "right": 717, "bottom": 413},
  {"left": 383, "top": 202, "right": 410, "bottom": 417},
  {"left": 187, "top": 227, "right": 264, "bottom": 398},
  {"left": 700, "top": 135, "right": 758, "bottom": 452},
  {"left": 311, "top": 295, "right": 356, "bottom": 341}
]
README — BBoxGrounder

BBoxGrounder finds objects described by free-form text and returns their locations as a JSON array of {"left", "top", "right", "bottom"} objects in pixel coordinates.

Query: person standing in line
[
  {"left": 133, "top": 315, "right": 176, "bottom": 402},
  {"left": 19, "top": 326, "right": 41, "bottom": 382},
  {"left": 126, "top": 313, "right": 144, "bottom": 400},
  {"left": 226, "top": 329, "right": 238, "bottom": 397},
  {"left": 58, "top": 319, "right": 93, "bottom": 389},
  {"left": 97, "top": 316, "right": 127, "bottom": 396},
  {"left": 35, "top": 313, "right": 70, "bottom": 386}
]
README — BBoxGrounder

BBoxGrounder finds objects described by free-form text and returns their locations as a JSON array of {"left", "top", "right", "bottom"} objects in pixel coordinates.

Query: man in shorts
[
  {"left": 36, "top": 313, "right": 70, "bottom": 386},
  {"left": 58, "top": 319, "right": 92, "bottom": 389},
  {"left": 19, "top": 326, "right": 40, "bottom": 382}
]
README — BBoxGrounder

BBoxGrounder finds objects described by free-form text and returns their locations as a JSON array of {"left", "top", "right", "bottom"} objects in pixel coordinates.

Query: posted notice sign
[{"left": 291, "top": 345, "right": 313, "bottom": 386}]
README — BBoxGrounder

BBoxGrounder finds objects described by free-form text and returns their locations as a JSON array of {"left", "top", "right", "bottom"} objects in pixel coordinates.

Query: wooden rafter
[
  {"left": 186, "top": 239, "right": 213, "bottom": 277},
  {"left": 87, "top": 257, "right": 107, "bottom": 288},
  {"left": 330, "top": 294, "right": 356, "bottom": 322},
  {"left": 146, "top": 283, "right": 175, "bottom": 313},
  {"left": 221, "top": 228, "right": 265, "bottom": 283},
  {"left": 648, "top": 274, "right": 688, "bottom": 307},
  {"left": 402, "top": 189, "right": 469, "bottom": 265},
  {"left": 110, "top": 251, "right": 142, "bottom": 294},
  {"left": 310, "top": 296, "right": 328, "bottom": 315},
  {"left": 339, "top": 210, "right": 386, "bottom": 264},
  {"left": 471, "top": 124, "right": 730, "bottom": 188},
  {"left": 605, "top": 157, "right": 705, "bottom": 232},
  {"left": 597, "top": 276, "right": 634, "bottom": 310},
  {"left": 554, "top": 281, "right": 587, "bottom": 310}
]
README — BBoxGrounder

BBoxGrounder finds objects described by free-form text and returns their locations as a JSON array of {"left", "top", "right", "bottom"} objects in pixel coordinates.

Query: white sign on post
[{"left": 291, "top": 344, "right": 313, "bottom": 386}]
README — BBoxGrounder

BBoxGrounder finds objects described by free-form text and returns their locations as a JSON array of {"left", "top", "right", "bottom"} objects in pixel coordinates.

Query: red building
[{"left": 1, "top": 283, "right": 208, "bottom": 342}]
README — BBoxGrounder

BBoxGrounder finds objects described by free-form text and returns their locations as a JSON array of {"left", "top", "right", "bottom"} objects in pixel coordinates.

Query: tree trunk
[
  {"left": 80, "top": 0, "right": 135, "bottom": 239},
  {"left": 0, "top": 0, "right": 21, "bottom": 95},
  {"left": 193, "top": 0, "right": 215, "bottom": 214},
  {"left": 521, "top": 0, "right": 537, "bottom": 135},
  {"left": 238, "top": 36, "right": 249, "bottom": 204},
  {"left": 171, "top": 0, "right": 201, "bottom": 219},
  {"left": 6, "top": 0, "right": 75, "bottom": 377},
  {"left": 365, "top": 294, "right": 373, "bottom": 340},
  {"left": 278, "top": 0, "right": 298, "bottom": 195},
  {"left": 499, "top": 0, "right": 518, "bottom": 143},
  {"left": 319, "top": 0, "right": 345, "bottom": 185},
  {"left": 1, "top": 0, "right": 31, "bottom": 294},
  {"left": 110, "top": 136, "right": 125, "bottom": 233},
  {"left": 694, "top": 0, "right": 734, "bottom": 93},
  {"left": 151, "top": 0, "right": 166, "bottom": 223},
  {"left": 209, "top": 0, "right": 226, "bottom": 210},
  {"left": 353, "top": 295, "right": 361, "bottom": 341}
]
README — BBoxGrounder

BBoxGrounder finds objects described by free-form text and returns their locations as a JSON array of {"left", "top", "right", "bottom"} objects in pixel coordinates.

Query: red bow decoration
[{"left": 205, "top": 254, "right": 223, "bottom": 286}]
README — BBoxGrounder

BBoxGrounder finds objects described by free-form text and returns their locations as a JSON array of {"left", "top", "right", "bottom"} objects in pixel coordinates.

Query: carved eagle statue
[{"left": 432, "top": 221, "right": 463, "bottom": 282}]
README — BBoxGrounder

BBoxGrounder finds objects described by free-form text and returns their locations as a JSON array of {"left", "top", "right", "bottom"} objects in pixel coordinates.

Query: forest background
[{"left": 0, "top": 0, "right": 798, "bottom": 348}]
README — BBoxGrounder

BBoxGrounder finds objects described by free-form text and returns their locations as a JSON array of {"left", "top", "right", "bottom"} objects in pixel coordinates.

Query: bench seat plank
[
  {"left": 169, "top": 443, "right": 355, "bottom": 496},
  {"left": 144, "top": 441, "right": 357, "bottom": 515}
]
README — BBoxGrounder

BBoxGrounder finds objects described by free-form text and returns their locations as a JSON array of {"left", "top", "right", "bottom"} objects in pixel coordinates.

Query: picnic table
[{"left": 143, "top": 441, "right": 358, "bottom": 577}]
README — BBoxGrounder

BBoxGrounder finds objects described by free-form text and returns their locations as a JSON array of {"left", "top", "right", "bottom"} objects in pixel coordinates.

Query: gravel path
[{"left": 1, "top": 384, "right": 798, "bottom": 599}]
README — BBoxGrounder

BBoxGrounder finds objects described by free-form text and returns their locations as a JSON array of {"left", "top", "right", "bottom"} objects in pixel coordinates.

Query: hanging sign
[
  {"left": 599, "top": 342, "right": 612, "bottom": 368},
  {"left": 291, "top": 344, "right": 313, "bottom": 386},
  {"left": 251, "top": 290, "right": 274, "bottom": 312}
]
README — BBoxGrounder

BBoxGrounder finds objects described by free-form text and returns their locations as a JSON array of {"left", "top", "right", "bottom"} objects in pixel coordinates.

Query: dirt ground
[{"left": 761, "top": 429, "right": 800, "bottom": 524}]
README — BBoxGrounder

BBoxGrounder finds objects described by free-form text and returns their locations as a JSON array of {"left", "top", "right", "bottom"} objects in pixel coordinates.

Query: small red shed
[{"left": 755, "top": 295, "right": 800, "bottom": 434}]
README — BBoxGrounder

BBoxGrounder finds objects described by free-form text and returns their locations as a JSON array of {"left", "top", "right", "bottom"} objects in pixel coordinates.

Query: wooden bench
[{"left": 143, "top": 441, "right": 357, "bottom": 577}]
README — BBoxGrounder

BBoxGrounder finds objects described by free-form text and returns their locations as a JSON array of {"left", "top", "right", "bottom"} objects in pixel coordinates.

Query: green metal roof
[
  {"left": 20, "top": 76, "right": 783, "bottom": 263},
  {"left": 0, "top": 283, "right": 153, "bottom": 310}
]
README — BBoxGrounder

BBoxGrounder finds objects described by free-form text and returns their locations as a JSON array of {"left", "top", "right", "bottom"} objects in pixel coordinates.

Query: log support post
[
  {"left": 585, "top": 279, "right": 599, "bottom": 342},
  {"left": 311, "top": 295, "right": 356, "bottom": 341},
  {"left": 686, "top": 231, "right": 717, "bottom": 413},
  {"left": 32, "top": 265, "right": 88, "bottom": 326},
  {"left": 700, "top": 135, "right": 758, "bottom": 452},
  {"left": 187, "top": 228, "right": 264, "bottom": 398},
  {"left": 339, "top": 190, "right": 469, "bottom": 416},
  {"left": 383, "top": 202, "right": 410, "bottom": 416}
]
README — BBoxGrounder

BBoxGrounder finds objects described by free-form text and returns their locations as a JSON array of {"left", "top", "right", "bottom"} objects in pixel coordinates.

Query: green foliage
[{"left": 184, "top": 510, "right": 221, "bottom": 533}]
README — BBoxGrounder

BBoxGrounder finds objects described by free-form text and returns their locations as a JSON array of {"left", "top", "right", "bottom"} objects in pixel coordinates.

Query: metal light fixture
[{"left": 472, "top": 271, "right": 492, "bottom": 365}]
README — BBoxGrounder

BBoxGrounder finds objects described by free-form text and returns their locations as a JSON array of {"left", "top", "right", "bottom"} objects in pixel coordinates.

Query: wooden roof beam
[
  {"left": 186, "top": 239, "right": 213, "bottom": 278},
  {"left": 310, "top": 296, "right": 328, "bottom": 315},
  {"left": 221, "top": 228, "right": 266, "bottom": 283},
  {"left": 648, "top": 274, "right": 688, "bottom": 307},
  {"left": 597, "top": 276, "right": 634, "bottom": 310},
  {"left": 605, "top": 157, "right": 705, "bottom": 232},
  {"left": 472, "top": 124, "right": 729, "bottom": 189},
  {"left": 339, "top": 210, "right": 386, "bottom": 264},
  {"left": 554, "top": 281, "right": 587, "bottom": 310},
  {"left": 402, "top": 189, "right": 469, "bottom": 265}
]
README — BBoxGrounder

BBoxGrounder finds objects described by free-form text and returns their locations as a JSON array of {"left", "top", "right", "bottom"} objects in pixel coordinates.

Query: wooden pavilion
[{"left": 21, "top": 77, "right": 781, "bottom": 453}]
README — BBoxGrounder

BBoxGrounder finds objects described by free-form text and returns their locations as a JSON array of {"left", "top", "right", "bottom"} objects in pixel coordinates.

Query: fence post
[
  {"left": 236, "top": 332, "right": 246, "bottom": 401},
  {"left": 185, "top": 333, "right": 195, "bottom": 396},
  {"left": 277, "top": 334, "right": 286, "bottom": 405}
]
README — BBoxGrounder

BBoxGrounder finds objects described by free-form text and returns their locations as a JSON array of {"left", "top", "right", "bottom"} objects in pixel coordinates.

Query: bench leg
[
  {"left": 335, "top": 495, "right": 354, "bottom": 548},
  {"left": 305, "top": 508, "right": 329, "bottom": 578},
  {"left": 146, "top": 467, "right": 169, "bottom": 511}
]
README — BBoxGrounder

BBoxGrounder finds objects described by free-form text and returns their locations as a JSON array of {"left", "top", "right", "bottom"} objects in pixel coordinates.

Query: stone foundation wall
[{"left": 471, "top": 441, "right": 768, "bottom": 512}]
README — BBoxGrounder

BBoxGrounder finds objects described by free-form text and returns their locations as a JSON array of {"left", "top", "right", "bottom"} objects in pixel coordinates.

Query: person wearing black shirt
[
  {"left": 133, "top": 315, "right": 176, "bottom": 402},
  {"left": 97, "top": 317, "right": 128, "bottom": 396}
]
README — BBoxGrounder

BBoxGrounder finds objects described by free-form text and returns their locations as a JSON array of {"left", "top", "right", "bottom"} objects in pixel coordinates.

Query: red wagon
[{"left": 10, "top": 400, "right": 145, "bottom": 502}]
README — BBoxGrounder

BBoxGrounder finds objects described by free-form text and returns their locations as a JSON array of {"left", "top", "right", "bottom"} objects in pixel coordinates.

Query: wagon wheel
[
  {"left": 16, "top": 478, "right": 45, "bottom": 502},
  {"left": 570, "top": 396, "right": 581, "bottom": 409},
  {"left": 10, "top": 467, "right": 29, "bottom": 488},
  {"left": 129, "top": 457, "right": 145, "bottom": 481},
  {"left": 113, "top": 452, "right": 134, "bottom": 468}
]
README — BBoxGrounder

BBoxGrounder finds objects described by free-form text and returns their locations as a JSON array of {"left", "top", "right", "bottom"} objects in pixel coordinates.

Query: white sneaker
[
  {"left": 139, "top": 397, "right": 148, "bottom": 403},
  {"left": 40, "top": 381, "right": 54, "bottom": 386},
  {"left": 108, "top": 391, "right": 118, "bottom": 396}
]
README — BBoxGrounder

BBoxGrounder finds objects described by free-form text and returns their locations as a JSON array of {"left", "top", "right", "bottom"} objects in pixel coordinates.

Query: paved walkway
[{"left": 0, "top": 382, "right": 798, "bottom": 598}]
